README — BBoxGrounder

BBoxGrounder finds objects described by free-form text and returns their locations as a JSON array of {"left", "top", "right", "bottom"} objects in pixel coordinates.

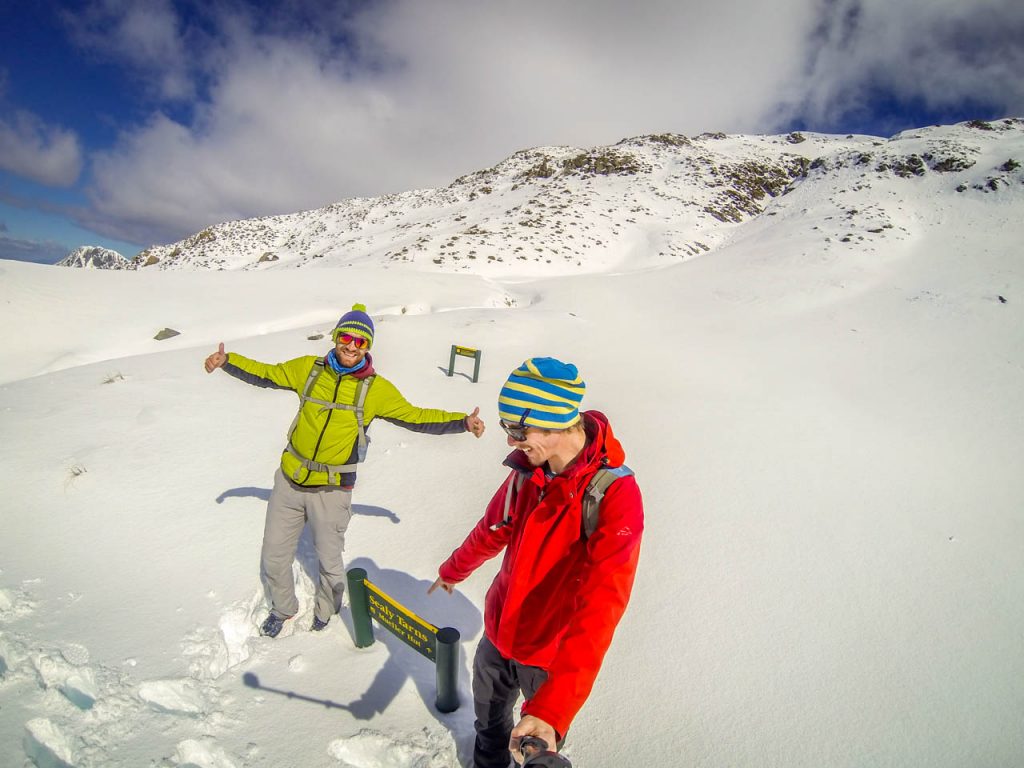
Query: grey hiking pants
[
  {"left": 472, "top": 635, "right": 550, "bottom": 768},
  {"left": 260, "top": 468, "right": 353, "bottom": 622}
]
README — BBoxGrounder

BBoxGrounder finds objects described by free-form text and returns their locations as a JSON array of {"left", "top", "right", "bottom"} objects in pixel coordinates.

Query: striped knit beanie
[
  {"left": 332, "top": 303, "right": 375, "bottom": 348},
  {"left": 498, "top": 358, "right": 586, "bottom": 430}
]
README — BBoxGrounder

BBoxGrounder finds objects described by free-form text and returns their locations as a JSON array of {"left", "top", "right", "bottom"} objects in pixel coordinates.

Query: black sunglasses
[{"left": 499, "top": 411, "right": 530, "bottom": 441}]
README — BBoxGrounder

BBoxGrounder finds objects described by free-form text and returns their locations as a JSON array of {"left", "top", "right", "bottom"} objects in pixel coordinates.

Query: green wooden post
[
  {"left": 447, "top": 346, "right": 458, "bottom": 377},
  {"left": 471, "top": 350, "right": 481, "bottom": 383},
  {"left": 434, "top": 626, "right": 461, "bottom": 713},
  {"left": 347, "top": 568, "right": 374, "bottom": 648}
]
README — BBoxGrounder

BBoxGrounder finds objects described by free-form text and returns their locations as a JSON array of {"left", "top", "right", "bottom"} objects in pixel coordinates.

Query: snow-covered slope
[
  {"left": 118, "top": 119, "right": 1024, "bottom": 278},
  {"left": 1, "top": 117, "right": 1022, "bottom": 768}
]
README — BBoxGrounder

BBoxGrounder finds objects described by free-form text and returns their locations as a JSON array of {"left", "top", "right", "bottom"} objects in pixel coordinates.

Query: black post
[
  {"left": 346, "top": 568, "right": 374, "bottom": 648},
  {"left": 434, "top": 626, "right": 461, "bottom": 712}
]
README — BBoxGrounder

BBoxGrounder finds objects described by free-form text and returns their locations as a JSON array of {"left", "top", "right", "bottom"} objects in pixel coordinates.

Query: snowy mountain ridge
[
  {"left": 63, "top": 117, "right": 1024, "bottom": 276},
  {"left": 56, "top": 246, "right": 134, "bottom": 270}
]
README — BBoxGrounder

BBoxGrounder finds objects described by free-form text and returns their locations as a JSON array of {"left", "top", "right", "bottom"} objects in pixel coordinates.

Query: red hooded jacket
[{"left": 438, "top": 411, "right": 644, "bottom": 736}]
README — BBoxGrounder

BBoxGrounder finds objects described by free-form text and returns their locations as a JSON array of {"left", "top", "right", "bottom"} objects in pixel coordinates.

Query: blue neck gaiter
[{"left": 326, "top": 350, "right": 368, "bottom": 376}]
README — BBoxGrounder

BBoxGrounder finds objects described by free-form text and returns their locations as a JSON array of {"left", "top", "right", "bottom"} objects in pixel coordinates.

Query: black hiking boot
[{"left": 260, "top": 613, "right": 288, "bottom": 638}]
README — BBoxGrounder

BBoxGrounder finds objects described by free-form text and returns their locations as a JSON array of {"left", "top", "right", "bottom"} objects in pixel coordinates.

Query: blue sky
[{"left": 2, "top": 0, "right": 1022, "bottom": 264}]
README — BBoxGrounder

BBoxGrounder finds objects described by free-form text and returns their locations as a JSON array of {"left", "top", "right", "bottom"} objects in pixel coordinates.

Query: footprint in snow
[
  {"left": 172, "top": 738, "right": 242, "bottom": 768},
  {"left": 61, "top": 643, "right": 90, "bottom": 666},
  {"left": 327, "top": 727, "right": 458, "bottom": 767},
  {"left": 138, "top": 678, "right": 212, "bottom": 715}
]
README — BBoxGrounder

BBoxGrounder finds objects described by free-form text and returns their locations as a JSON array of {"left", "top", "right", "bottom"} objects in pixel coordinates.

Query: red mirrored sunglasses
[{"left": 337, "top": 333, "right": 368, "bottom": 349}]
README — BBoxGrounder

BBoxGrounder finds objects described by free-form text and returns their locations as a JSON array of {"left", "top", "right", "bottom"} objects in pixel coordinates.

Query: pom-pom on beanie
[
  {"left": 498, "top": 357, "right": 585, "bottom": 429},
  {"left": 332, "top": 303, "right": 375, "bottom": 348}
]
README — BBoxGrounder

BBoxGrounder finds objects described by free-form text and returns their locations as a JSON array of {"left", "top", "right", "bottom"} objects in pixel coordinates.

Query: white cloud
[
  {"left": 82, "top": 0, "right": 823, "bottom": 244},
  {"left": 55, "top": 0, "right": 1024, "bottom": 246},
  {"left": 781, "top": 0, "right": 1024, "bottom": 131},
  {"left": 61, "top": 0, "right": 196, "bottom": 101},
  {"left": 0, "top": 111, "right": 83, "bottom": 187}
]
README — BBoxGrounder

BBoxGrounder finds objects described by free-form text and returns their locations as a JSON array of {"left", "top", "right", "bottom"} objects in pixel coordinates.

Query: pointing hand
[{"left": 428, "top": 577, "right": 454, "bottom": 595}]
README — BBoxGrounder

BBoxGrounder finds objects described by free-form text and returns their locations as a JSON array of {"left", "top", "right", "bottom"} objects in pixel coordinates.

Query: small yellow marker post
[{"left": 447, "top": 345, "right": 482, "bottom": 383}]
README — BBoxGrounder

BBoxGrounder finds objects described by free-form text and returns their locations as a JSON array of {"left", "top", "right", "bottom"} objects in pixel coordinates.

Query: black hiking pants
[{"left": 472, "top": 635, "right": 552, "bottom": 768}]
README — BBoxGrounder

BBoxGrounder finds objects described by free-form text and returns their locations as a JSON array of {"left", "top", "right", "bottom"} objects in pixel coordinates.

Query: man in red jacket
[{"left": 429, "top": 358, "right": 643, "bottom": 767}]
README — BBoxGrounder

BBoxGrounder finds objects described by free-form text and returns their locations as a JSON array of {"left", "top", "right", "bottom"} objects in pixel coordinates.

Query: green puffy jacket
[{"left": 223, "top": 352, "right": 467, "bottom": 487}]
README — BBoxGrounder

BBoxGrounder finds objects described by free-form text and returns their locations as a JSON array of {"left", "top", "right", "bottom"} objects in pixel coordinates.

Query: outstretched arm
[
  {"left": 370, "top": 378, "right": 472, "bottom": 435},
  {"left": 428, "top": 471, "right": 520, "bottom": 594},
  {"left": 210, "top": 351, "right": 312, "bottom": 392}
]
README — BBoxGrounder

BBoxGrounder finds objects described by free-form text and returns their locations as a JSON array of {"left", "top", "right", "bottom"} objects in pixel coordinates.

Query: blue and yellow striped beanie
[
  {"left": 332, "top": 303, "right": 375, "bottom": 348},
  {"left": 498, "top": 358, "right": 586, "bottom": 430}
]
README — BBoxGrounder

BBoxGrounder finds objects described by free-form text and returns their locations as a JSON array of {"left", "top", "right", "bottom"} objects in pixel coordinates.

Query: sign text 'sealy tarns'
[{"left": 365, "top": 580, "right": 439, "bottom": 660}]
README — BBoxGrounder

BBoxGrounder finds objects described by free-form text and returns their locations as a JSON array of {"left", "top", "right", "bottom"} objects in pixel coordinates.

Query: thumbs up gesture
[
  {"left": 204, "top": 342, "right": 228, "bottom": 373},
  {"left": 464, "top": 406, "right": 485, "bottom": 437}
]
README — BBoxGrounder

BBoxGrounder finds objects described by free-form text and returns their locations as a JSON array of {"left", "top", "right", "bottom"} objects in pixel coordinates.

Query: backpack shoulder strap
[
  {"left": 286, "top": 358, "right": 327, "bottom": 439},
  {"left": 490, "top": 470, "right": 528, "bottom": 531},
  {"left": 304, "top": 357, "right": 326, "bottom": 393},
  {"left": 351, "top": 374, "right": 375, "bottom": 461},
  {"left": 582, "top": 464, "right": 634, "bottom": 540}
]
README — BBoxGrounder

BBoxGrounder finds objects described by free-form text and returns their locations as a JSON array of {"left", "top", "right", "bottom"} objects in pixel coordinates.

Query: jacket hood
[{"left": 586, "top": 410, "right": 626, "bottom": 467}]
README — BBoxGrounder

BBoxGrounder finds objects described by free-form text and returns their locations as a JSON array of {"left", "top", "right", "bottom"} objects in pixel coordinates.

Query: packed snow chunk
[
  {"left": 23, "top": 718, "right": 77, "bottom": 768},
  {"left": 217, "top": 608, "right": 254, "bottom": 670},
  {"left": 0, "top": 633, "right": 28, "bottom": 680},
  {"left": 327, "top": 728, "right": 457, "bottom": 767},
  {"left": 61, "top": 668, "right": 99, "bottom": 710},
  {"left": 32, "top": 652, "right": 74, "bottom": 690},
  {"left": 172, "top": 739, "right": 239, "bottom": 768},
  {"left": 0, "top": 587, "right": 35, "bottom": 618},
  {"left": 0, "top": 635, "right": 10, "bottom": 679},
  {"left": 184, "top": 596, "right": 259, "bottom": 680},
  {"left": 138, "top": 679, "right": 206, "bottom": 715}
]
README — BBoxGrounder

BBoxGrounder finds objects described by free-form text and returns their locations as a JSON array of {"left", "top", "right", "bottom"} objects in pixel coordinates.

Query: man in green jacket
[{"left": 204, "top": 303, "right": 485, "bottom": 637}]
